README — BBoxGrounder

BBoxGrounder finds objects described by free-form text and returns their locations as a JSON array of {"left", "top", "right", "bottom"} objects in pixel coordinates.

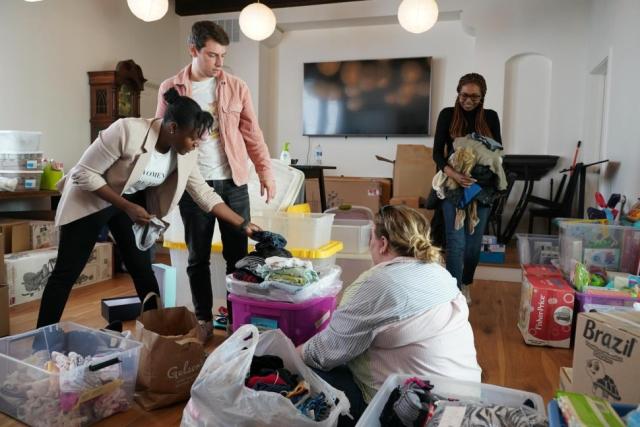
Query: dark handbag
[{"left": 425, "top": 188, "right": 441, "bottom": 210}]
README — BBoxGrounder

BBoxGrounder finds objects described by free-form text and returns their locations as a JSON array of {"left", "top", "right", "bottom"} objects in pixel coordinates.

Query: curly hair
[{"left": 162, "top": 88, "right": 213, "bottom": 139}]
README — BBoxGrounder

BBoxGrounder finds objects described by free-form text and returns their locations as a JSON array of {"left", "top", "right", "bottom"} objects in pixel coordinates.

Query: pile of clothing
[
  {"left": 246, "top": 355, "right": 330, "bottom": 422},
  {"left": 233, "top": 231, "right": 319, "bottom": 290},
  {"left": 432, "top": 133, "right": 507, "bottom": 234},
  {"left": 380, "top": 377, "right": 547, "bottom": 427},
  {"left": 0, "top": 331, "right": 131, "bottom": 427}
]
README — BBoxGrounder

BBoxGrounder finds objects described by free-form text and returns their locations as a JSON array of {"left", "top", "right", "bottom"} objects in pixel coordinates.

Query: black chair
[{"left": 527, "top": 163, "right": 583, "bottom": 234}]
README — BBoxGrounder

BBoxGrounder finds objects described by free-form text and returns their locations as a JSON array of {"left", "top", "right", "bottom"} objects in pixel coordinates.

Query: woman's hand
[
  {"left": 445, "top": 166, "right": 476, "bottom": 188},
  {"left": 125, "top": 202, "right": 153, "bottom": 225},
  {"left": 244, "top": 223, "right": 262, "bottom": 238}
]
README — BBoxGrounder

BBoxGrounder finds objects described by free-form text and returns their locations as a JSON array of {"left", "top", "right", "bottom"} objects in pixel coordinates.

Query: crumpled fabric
[
  {"left": 256, "top": 256, "right": 319, "bottom": 286},
  {"left": 132, "top": 217, "right": 168, "bottom": 251},
  {"left": 426, "top": 402, "right": 547, "bottom": 427},
  {"left": 249, "top": 231, "right": 292, "bottom": 258}
]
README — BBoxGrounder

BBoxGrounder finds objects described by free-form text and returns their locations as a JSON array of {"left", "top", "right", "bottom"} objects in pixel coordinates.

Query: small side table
[{"left": 291, "top": 165, "right": 336, "bottom": 212}]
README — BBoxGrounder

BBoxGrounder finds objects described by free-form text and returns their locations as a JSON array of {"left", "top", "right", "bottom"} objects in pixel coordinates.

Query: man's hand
[
  {"left": 124, "top": 203, "right": 153, "bottom": 225},
  {"left": 260, "top": 180, "right": 276, "bottom": 203}
]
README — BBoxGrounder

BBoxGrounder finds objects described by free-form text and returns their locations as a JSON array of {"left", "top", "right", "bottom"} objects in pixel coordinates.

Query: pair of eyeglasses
[{"left": 459, "top": 93, "right": 482, "bottom": 101}]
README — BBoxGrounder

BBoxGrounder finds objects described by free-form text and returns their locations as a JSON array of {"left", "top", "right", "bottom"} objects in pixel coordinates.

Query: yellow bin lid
[{"left": 164, "top": 239, "right": 343, "bottom": 259}]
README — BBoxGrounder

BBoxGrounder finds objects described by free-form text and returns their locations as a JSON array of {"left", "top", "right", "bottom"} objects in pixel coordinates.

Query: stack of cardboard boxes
[
  {"left": 560, "top": 311, "right": 640, "bottom": 404},
  {"left": 304, "top": 144, "right": 436, "bottom": 219},
  {"left": 0, "top": 219, "right": 113, "bottom": 310}
]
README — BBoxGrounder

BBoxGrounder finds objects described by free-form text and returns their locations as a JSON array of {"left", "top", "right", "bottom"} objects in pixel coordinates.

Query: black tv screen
[{"left": 303, "top": 57, "right": 431, "bottom": 136}]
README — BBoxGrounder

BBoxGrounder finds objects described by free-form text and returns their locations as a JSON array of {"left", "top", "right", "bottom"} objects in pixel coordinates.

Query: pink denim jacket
[{"left": 156, "top": 65, "right": 273, "bottom": 186}]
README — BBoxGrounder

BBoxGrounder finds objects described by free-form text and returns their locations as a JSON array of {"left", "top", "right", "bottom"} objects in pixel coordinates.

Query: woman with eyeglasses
[
  {"left": 432, "top": 73, "right": 502, "bottom": 303},
  {"left": 299, "top": 205, "right": 480, "bottom": 426}
]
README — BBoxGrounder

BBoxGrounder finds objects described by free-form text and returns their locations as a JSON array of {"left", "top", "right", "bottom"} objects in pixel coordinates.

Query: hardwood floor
[{"left": 1, "top": 275, "right": 572, "bottom": 426}]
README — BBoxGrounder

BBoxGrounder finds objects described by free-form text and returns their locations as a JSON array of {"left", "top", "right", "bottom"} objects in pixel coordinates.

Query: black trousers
[
  {"left": 36, "top": 192, "right": 159, "bottom": 328},
  {"left": 179, "top": 179, "right": 250, "bottom": 322}
]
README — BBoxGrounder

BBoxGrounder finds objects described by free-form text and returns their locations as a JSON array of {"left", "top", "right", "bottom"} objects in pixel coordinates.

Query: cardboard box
[
  {"left": 29, "top": 220, "right": 59, "bottom": 249},
  {"left": 523, "top": 264, "right": 563, "bottom": 278},
  {"left": 572, "top": 312, "right": 640, "bottom": 404},
  {"left": 304, "top": 178, "right": 323, "bottom": 213},
  {"left": 0, "top": 219, "right": 30, "bottom": 254},
  {"left": 324, "top": 177, "right": 392, "bottom": 213},
  {"left": 0, "top": 232, "right": 5, "bottom": 286},
  {"left": 5, "top": 242, "right": 112, "bottom": 306},
  {"left": 388, "top": 198, "right": 434, "bottom": 222},
  {"left": 376, "top": 145, "right": 436, "bottom": 198},
  {"left": 0, "top": 284, "right": 9, "bottom": 337},
  {"left": 101, "top": 295, "right": 141, "bottom": 323},
  {"left": 517, "top": 275, "right": 575, "bottom": 348},
  {"left": 559, "top": 367, "right": 573, "bottom": 392}
]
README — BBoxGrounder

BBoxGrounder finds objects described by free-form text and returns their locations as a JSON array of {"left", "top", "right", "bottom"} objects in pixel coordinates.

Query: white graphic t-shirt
[
  {"left": 191, "top": 78, "right": 232, "bottom": 180},
  {"left": 124, "top": 148, "right": 177, "bottom": 194}
]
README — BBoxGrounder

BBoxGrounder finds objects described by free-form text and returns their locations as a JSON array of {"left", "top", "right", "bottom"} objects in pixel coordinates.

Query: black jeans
[
  {"left": 179, "top": 179, "right": 250, "bottom": 322},
  {"left": 37, "top": 191, "right": 160, "bottom": 328},
  {"left": 313, "top": 366, "right": 367, "bottom": 427}
]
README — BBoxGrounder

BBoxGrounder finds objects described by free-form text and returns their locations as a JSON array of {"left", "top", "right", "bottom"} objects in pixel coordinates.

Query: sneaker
[
  {"left": 461, "top": 285, "right": 472, "bottom": 305},
  {"left": 196, "top": 320, "right": 214, "bottom": 343}
]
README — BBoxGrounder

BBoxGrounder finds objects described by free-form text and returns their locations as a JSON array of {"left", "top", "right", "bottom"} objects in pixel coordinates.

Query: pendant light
[
  {"left": 239, "top": 2, "right": 277, "bottom": 41},
  {"left": 398, "top": 0, "right": 439, "bottom": 34},
  {"left": 127, "top": 0, "right": 169, "bottom": 22}
]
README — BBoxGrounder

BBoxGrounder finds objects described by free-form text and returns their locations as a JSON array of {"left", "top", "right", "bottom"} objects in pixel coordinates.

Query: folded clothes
[
  {"left": 250, "top": 231, "right": 292, "bottom": 258},
  {"left": 256, "top": 256, "right": 319, "bottom": 286}
]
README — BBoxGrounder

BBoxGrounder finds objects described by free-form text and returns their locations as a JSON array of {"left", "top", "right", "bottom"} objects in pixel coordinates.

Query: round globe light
[
  {"left": 239, "top": 2, "right": 277, "bottom": 41},
  {"left": 24, "top": 0, "right": 44, "bottom": 2},
  {"left": 127, "top": 0, "right": 169, "bottom": 22},
  {"left": 398, "top": 0, "right": 439, "bottom": 34}
]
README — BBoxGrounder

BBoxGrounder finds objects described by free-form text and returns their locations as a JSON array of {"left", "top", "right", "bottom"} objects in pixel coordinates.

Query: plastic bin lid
[
  {"left": 164, "top": 239, "right": 343, "bottom": 258},
  {"left": 248, "top": 159, "right": 304, "bottom": 213},
  {"left": 325, "top": 205, "right": 374, "bottom": 220}
]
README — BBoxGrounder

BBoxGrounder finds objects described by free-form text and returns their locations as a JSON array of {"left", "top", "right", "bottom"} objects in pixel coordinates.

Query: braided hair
[{"left": 449, "top": 73, "right": 493, "bottom": 139}]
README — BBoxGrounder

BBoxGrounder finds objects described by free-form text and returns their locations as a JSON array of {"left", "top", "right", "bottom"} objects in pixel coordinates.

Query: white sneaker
[
  {"left": 461, "top": 285, "right": 472, "bottom": 305},
  {"left": 197, "top": 320, "right": 214, "bottom": 343}
]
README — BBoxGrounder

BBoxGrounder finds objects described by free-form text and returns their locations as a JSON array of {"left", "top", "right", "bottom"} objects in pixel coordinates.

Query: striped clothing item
[{"left": 302, "top": 257, "right": 481, "bottom": 402}]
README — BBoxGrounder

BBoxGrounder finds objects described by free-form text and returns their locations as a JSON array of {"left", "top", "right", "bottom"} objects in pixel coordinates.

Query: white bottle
[
  {"left": 279, "top": 142, "right": 291, "bottom": 165},
  {"left": 314, "top": 144, "right": 323, "bottom": 165}
]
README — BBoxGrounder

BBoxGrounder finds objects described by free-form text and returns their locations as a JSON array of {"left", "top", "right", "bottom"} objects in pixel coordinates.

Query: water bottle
[
  {"left": 314, "top": 144, "right": 323, "bottom": 165},
  {"left": 279, "top": 142, "right": 291, "bottom": 165}
]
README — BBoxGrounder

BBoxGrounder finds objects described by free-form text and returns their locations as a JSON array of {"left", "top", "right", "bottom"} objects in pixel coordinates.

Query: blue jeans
[
  {"left": 312, "top": 366, "right": 367, "bottom": 427},
  {"left": 441, "top": 199, "right": 491, "bottom": 288},
  {"left": 179, "top": 179, "right": 250, "bottom": 322}
]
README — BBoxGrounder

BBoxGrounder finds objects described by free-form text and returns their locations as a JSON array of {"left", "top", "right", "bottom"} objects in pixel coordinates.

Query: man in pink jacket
[{"left": 156, "top": 21, "right": 275, "bottom": 331}]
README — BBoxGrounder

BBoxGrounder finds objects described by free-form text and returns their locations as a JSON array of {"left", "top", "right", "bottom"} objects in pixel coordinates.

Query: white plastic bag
[{"left": 181, "top": 325, "right": 350, "bottom": 427}]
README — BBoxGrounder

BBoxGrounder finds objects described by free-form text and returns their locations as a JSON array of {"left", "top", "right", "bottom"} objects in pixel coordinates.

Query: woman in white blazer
[{"left": 37, "top": 89, "right": 260, "bottom": 328}]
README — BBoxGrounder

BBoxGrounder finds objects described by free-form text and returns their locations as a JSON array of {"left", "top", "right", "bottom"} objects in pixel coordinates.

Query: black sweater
[{"left": 432, "top": 106, "right": 502, "bottom": 171}]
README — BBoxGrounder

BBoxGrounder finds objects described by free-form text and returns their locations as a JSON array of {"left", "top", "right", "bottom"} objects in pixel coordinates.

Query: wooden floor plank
[{"left": 1, "top": 274, "right": 571, "bottom": 426}]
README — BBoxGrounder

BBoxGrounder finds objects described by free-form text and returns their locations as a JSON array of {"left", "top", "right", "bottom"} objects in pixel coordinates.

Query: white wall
[
  {"left": 0, "top": 0, "right": 181, "bottom": 171},
  {"left": 585, "top": 0, "right": 640, "bottom": 200},
  {"left": 275, "top": 20, "right": 475, "bottom": 177}
]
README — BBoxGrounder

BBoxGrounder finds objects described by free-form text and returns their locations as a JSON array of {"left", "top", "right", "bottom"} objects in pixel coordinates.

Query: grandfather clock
[{"left": 88, "top": 59, "right": 147, "bottom": 141}]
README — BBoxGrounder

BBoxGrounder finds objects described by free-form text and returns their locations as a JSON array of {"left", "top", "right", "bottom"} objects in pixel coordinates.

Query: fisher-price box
[{"left": 518, "top": 275, "right": 575, "bottom": 348}]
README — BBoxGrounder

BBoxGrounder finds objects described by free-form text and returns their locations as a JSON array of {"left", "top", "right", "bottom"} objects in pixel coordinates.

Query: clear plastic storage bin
[
  {"left": 0, "top": 170, "right": 43, "bottom": 190},
  {"left": 0, "top": 152, "right": 45, "bottom": 170},
  {"left": 357, "top": 374, "right": 546, "bottom": 427},
  {"left": 166, "top": 240, "right": 343, "bottom": 312},
  {"left": 516, "top": 233, "right": 560, "bottom": 265},
  {"left": 331, "top": 219, "right": 372, "bottom": 254},
  {"left": 575, "top": 290, "right": 640, "bottom": 312},
  {"left": 0, "top": 322, "right": 142, "bottom": 426},
  {"left": 0, "top": 131, "right": 42, "bottom": 152},
  {"left": 559, "top": 222, "right": 640, "bottom": 275},
  {"left": 252, "top": 212, "right": 335, "bottom": 249}
]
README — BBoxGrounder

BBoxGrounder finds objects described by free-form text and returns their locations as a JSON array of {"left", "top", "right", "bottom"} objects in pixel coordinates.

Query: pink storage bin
[
  {"left": 229, "top": 294, "right": 337, "bottom": 346},
  {"left": 575, "top": 291, "right": 639, "bottom": 312}
]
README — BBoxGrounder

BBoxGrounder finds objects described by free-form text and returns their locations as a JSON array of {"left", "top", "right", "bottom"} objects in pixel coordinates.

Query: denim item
[
  {"left": 179, "top": 179, "right": 250, "bottom": 322},
  {"left": 441, "top": 199, "right": 491, "bottom": 288},
  {"left": 37, "top": 191, "right": 159, "bottom": 328},
  {"left": 312, "top": 366, "right": 367, "bottom": 427}
]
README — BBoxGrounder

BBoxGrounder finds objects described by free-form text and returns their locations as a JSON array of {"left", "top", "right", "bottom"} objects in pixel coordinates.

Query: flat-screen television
[{"left": 303, "top": 57, "right": 431, "bottom": 136}]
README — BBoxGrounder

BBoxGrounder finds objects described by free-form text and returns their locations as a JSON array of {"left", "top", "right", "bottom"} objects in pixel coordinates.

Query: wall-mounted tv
[{"left": 303, "top": 57, "right": 431, "bottom": 137}]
